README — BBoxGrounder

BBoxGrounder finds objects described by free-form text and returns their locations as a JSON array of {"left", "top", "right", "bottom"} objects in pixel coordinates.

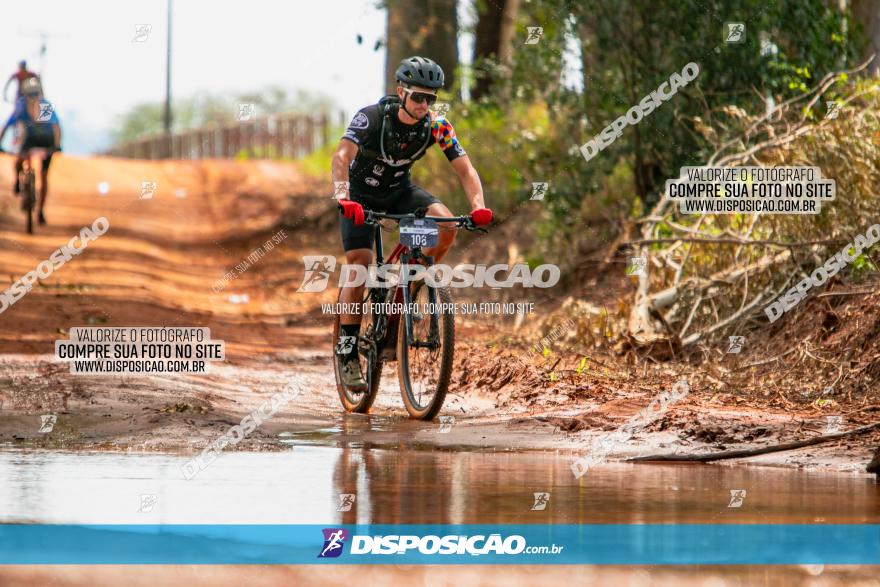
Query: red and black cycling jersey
[
  {"left": 341, "top": 98, "right": 466, "bottom": 193},
  {"left": 8, "top": 71, "right": 39, "bottom": 98}
]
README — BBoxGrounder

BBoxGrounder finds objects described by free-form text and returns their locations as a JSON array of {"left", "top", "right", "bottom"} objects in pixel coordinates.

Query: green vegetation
[
  {"left": 112, "top": 86, "right": 338, "bottom": 143},
  {"left": 430, "top": 0, "right": 870, "bottom": 289}
]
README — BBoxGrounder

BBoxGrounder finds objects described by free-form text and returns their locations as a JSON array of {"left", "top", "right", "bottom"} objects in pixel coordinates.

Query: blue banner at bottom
[{"left": 0, "top": 524, "right": 878, "bottom": 564}]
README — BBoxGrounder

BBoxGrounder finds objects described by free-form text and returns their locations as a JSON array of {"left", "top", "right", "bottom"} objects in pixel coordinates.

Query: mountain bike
[
  {"left": 332, "top": 206, "right": 486, "bottom": 420},
  {"left": 17, "top": 147, "right": 50, "bottom": 234}
]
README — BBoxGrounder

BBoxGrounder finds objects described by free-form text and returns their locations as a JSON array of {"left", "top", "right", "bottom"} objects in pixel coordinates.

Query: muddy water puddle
[{"left": 1, "top": 445, "right": 877, "bottom": 525}]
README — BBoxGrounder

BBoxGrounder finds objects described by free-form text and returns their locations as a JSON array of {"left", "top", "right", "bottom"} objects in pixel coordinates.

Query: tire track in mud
[{"left": 0, "top": 156, "right": 347, "bottom": 448}]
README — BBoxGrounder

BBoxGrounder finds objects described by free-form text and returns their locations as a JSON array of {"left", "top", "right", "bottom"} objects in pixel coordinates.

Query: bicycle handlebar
[
  {"left": 337, "top": 204, "right": 489, "bottom": 233},
  {"left": 366, "top": 210, "right": 469, "bottom": 222}
]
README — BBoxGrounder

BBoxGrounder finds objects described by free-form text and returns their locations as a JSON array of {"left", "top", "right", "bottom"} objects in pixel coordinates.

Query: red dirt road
[{"left": 0, "top": 154, "right": 876, "bottom": 467}]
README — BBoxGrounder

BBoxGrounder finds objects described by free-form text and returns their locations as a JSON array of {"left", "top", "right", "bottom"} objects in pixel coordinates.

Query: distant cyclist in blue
[{"left": 0, "top": 77, "right": 61, "bottom": 225}]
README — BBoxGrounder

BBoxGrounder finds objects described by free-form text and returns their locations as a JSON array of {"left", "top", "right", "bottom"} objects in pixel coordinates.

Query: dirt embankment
[
  {"left": 0, "top": 155, "right": 332, "bottom": 451},
  {"left": 0, "top": 154, "right": 877, "bottom": 473}
]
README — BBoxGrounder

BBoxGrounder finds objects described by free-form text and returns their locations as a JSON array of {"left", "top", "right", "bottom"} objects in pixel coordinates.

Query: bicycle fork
[{"left": 399, "top": 251, "right": 441, "bottom": 350}]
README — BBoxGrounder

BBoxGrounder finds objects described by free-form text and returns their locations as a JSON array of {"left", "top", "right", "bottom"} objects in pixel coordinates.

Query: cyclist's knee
[
  {"left": 345, "top": 248, "right": 373, "bottom": 266},
  {"left": 426, "top": 203, "right": 457, "bottom": 246},
  {"left": 439, "top": 225, "right": 457, "bottom": 247},
  {"left": 341, "top": 248, "right": 372, "bottom": 289},
  {"left": 426, "top": 202, "right": 451, "bottom": 217}
]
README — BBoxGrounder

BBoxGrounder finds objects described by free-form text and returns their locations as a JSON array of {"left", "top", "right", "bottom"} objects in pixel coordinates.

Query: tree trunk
[
  {"left": 574, "top": 13, "right": 595, "bottom": 114},
  {"left": 385, "top": 0, "right": 459, "bottom": 96},
  {"left": 853, "top": 0, "right": 880, "bottom": 75},
  {"left": 385, "top": 0, "right": 410, "bottom": 95},
  {"left": 472, "top": 0, "right": 518, "bottom": 100},
  {"left": 496, "top": 0, "right": 520, "bottom": 103},
  {"left": 472, "top": 0, "right": 502, "bottom": 101}
]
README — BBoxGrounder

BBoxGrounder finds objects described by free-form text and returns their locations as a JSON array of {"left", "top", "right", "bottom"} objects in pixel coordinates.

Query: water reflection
[
  {"left": 0, "top": 418, "right": 876, "bottom": 525},
  {"left": 329, "top": 413, "right": 880, "bottom": 525}
]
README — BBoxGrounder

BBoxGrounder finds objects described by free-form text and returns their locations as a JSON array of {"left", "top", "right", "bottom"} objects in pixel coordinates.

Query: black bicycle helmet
[{"left": 395, "top": 56, "right": 445, "bottom": 89}]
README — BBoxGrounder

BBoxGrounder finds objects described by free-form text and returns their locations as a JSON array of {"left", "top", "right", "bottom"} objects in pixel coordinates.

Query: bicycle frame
[
  {"left": 334, "top": 205, "right": 485, "bottom": 416},
  {"left": 366, "top": 210, "right": 474, "bottom": 356},
  {"left": 371, "top": 222, "right": 438, "bottom": 356}
]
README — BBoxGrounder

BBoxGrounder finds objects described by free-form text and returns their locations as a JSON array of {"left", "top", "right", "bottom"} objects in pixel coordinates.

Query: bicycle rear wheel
[
  {"left": 397, "top": 284, "right": 455, "bottom": 420},
  {"left": 332, "top": 287, "right": 383, "bottom": 413},
  {"left": 22, "top": 170, "right": 35, "bottom": 234}
]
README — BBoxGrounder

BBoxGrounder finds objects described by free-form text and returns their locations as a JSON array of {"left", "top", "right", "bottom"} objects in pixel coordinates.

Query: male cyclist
[
  {"left": 3, "top": 60, "right": 40, "bottom": 101},
  {"left": 0, "top": 77, "right": 61, "bottom": 225},
  {"left": 331, "top": 55, "right": 493, "bottom": 392}
]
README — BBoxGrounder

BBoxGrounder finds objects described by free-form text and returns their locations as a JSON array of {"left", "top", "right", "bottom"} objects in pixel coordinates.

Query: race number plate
[{"left": 399, "top": 218, "right": 439, "bottom": 248}]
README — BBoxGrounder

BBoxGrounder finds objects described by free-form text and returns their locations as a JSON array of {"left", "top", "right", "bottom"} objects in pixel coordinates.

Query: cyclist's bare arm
[
  {"left": 331, "top": 139, "right": 358, "bottom": 200},
  {"left": 2, "top": 76, "right": 12, "bottom": 102},
  {"left": 53, "top": 123, "right": 61, "bottom": 148},
  {"left": 450, "top": 155, "right": 485, "bottom": 210}
]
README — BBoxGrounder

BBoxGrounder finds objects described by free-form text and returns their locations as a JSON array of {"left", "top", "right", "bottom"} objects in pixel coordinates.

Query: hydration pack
[{"left": 357, "top": 95, "right": 432, "bottom": 166}]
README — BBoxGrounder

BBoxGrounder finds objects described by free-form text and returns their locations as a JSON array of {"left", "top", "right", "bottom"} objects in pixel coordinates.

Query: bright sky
[
  {"left": 0, "top": 0, "right": 406, "bottom": 154},
  {"left": 0, "top": 1, "right": 586, "bottom": 156}
]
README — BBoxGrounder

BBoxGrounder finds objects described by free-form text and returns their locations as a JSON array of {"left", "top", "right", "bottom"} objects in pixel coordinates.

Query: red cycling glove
[
  {"left": 339, "top": 199, "right": 365, "bottom": 226},
  {"left": 471, "top": 207, "right": 493, "bottom": 226}
]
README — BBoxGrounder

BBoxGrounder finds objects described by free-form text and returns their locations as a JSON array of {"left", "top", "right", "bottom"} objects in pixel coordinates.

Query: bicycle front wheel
[{"left": 397, "top": 284, "right": 455, "bottom": 420}]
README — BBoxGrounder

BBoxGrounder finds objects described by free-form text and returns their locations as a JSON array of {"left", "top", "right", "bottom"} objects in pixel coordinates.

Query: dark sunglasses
[{"left": 404, "top": 88, "right": 437, "bottom": 105}]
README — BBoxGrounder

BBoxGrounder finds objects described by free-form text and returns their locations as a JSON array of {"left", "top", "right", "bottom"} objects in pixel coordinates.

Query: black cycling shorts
[
  {"left": 21, "top": 128, "right": 56, "bottom": 171},
  {"left": 340, "top": 182, "right": 442, "bottom": 252}
]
